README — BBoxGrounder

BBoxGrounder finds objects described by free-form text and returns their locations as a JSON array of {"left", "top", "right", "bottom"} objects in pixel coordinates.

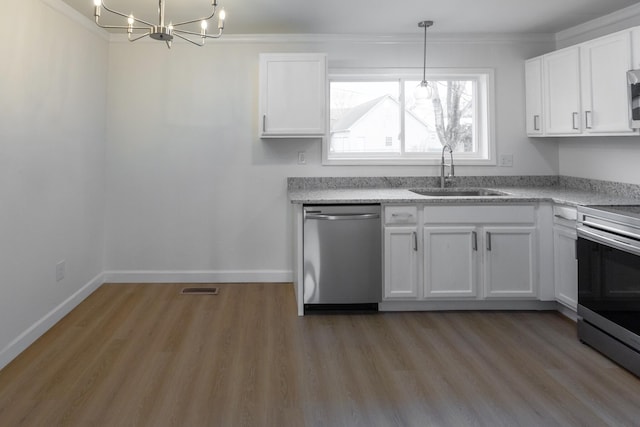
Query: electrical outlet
[
  {"left": 56, "top": 260, "right": 65, "bottom": 282},
  {"left": 499, "top": 154, "right": 514, "bottom": 167},
  {"left": 297, "top": 151, "right": 306, "bottom": 165}
]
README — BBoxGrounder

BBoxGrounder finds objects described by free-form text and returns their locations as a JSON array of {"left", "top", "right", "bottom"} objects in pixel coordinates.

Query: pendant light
[{"left": 414, "top": 20, "right": 434, "bottom": 102}]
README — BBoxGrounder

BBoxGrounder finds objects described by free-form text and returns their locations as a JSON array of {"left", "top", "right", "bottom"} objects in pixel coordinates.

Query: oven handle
[{"left": 577, "top": 226, "right": 640, "bottom": 256}]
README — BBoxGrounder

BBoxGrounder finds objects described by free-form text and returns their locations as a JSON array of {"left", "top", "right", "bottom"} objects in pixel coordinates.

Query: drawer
[
  {"left": 553, "top": 204, "right": 577, "bottom": 223},
  {"left": 385, "top": 206, "right": 418, "bottom": 224},
  {"left": 423, "top": 204, "right": 536, "bottom": 224}
]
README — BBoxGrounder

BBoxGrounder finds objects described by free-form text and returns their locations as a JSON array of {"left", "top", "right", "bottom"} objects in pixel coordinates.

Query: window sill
[{"left": 322, "top": 157, "right": 497, "bottom": 166}]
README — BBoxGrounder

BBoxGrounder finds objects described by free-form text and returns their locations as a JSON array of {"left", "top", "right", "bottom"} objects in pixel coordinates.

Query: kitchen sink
[{"left": 409, "top": 188, "right": 508, "bottom": 197}]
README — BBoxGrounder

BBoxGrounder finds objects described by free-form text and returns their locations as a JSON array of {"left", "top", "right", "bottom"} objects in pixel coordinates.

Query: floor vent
[{"left": 180, "top": 287, "right": 219, "bottom": 295}]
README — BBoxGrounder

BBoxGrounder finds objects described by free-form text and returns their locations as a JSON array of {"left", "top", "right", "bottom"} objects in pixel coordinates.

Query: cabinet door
[
  {"left": 384, "top": 227, "right": 419, "bottom": 299},
  {"left": 259, "top": 53, "right": 326, "bottom": 137},
  {"left": 632, "top": 27, "right": 640, "bottom": 69},
  {"left": 484, "top": 227, "right": 536, "bottom": 298},
  {"left": 423, "top": 227, "right": 477, "bottom": 298},
  {"left": 525, "top": 57, "right": 543, "bottom": 135},
  {"left": 543, "top": 47, "right": 582, "bottom": 135},
  {"left": 581, "top": 32, "right": 633, "bottom": 134},
  {"left": 553, "top": 225, "right": 578, "bottom": 309}
]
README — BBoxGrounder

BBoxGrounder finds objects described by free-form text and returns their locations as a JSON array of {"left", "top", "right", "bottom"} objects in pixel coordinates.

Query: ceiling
[{"left": 64, "top": 0, "right": 639, "bottom": 35}]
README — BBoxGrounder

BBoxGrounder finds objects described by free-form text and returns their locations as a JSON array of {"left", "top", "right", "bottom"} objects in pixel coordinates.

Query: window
[{"left": 324, "top": 69, "right": 495, "bottom": 165}]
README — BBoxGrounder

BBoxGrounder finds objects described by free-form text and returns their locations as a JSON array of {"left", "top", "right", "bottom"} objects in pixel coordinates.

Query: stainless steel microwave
[{"left": 628, "top": 69, "right": 640, "bottom": 128}]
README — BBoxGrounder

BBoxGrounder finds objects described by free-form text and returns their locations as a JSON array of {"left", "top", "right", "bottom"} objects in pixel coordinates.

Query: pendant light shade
[{"left": 414, "top": 20, "right": 434, "bottom": 103}]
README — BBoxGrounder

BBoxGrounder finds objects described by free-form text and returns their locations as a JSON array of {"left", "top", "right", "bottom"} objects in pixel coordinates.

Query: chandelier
[
  {"left": 93, "top": 0, "right": 226, "bottom": 48},
  {"left": 414, "top": 20, "right": 434, "bottom": 102}
]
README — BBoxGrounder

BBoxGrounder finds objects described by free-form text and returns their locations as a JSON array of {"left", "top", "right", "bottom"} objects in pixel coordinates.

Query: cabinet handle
[
  {"left": 533, "top": 115, "right": 540, "bottom": 131},
  {"left": 585, "top": 111, "right": 592, "bottom": 129},
  {"left": 486, "top": 232, "right": 492, "bottom": 251},
  {"left": 262, "top": 115, "right": 266, "bottom": 132},
  {"left": 472, "top": 231, "right": 477, "bottom": 251},
  {"left": 554, "top": 214, "right": 575, "bottom": 222},
  {"left": 412, "top": 231, "right": 418, "bottom": 251},
  {"left": 572, "top": 112, "right": 579, "bottom": 130}
]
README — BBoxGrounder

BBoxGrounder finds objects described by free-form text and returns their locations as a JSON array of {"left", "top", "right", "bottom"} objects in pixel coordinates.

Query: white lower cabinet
[
  {"left": 553, "top": 225, "right": 578, "bottom": 309},
  {"left": 423, "top": 225, "right": 536, "bottom": 299},
  {"left": 383, "top": 206, "right": 419, "bottom": 299},
  {"left": 384, "top": 204, "right": 538, "bottom": 301},
  {"left": 552, "top": 205, "right": 578, "bottom": 310},
  {"left": 384, "top": 227, "right": 419, "bottom": 299},
  {"left": 423, "top": 226, "right": 477, "bottom": 298},
  {"left": 483, "top": 227, "right": 536, "bottom": 298}
]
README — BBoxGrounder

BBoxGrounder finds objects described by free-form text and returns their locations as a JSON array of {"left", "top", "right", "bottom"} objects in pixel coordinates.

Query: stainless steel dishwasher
[{"left": 303, "top": 204, "right": 382, "bottom": 312}]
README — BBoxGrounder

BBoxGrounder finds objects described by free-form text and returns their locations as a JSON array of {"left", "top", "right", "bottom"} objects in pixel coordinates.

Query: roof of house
[
  {"left": 331, "top": 95, "right": 431, "bottom": 133},
  {"left": 331, "top": 96, "right": 389, "bottom": 132}
]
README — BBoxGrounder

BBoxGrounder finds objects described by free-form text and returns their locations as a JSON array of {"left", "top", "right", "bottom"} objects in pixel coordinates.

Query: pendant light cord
[{"left": 422, "top": 23, "right": 427, "bottom": 82}]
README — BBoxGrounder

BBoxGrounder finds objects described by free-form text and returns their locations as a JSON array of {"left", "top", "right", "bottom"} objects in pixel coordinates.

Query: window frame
[{"left": 323, "top": 68, "right": 496, "bottom": 166}]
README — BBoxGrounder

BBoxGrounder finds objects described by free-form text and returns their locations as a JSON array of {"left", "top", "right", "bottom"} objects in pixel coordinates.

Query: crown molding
[
  {"left": 41, "top": 0, "right": 554, "bottom": 47},
  {"left": 556, "top": 2, "right": 640, "bottom": 43},
  {"left": 109, "top": 32, "right": 554, "bottom": 46},
  {"left": 41, "top": 0, "right": 109, "bottom": 41}
]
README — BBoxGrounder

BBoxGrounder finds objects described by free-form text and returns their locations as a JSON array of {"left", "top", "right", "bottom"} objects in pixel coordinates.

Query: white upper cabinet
[
  {"left": 580, "top": 31, "right": 633, "bottom": 134},
  {"left": 543, "top": 47, "right": 582, "bottom": 135},
  {"left": 259, "top": 53, "right": 327, "bottom": 138},
  {"left": 526, "top": 27, "right": 637, "bottom": 137},
  {"left": 525, "top": 57, "right": 543, "bottom": 135},
  {"left": 632, "top": 27, "right": 640, "bottom": 69}
]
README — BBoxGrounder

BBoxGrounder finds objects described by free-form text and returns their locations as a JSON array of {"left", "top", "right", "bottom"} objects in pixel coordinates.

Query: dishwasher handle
[{"left": 305, "top": 212, "right": 380, "bottom": 221}]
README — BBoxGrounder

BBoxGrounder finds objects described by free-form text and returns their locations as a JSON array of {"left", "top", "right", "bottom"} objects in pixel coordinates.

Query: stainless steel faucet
[{"left": 440, "top": 143, "right": 455, "bottom": 188}]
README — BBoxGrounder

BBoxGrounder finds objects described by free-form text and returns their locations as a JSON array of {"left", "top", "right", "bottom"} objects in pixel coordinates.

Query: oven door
[{"left": 577, "top": 226, "right": 640, "bottom": 351}]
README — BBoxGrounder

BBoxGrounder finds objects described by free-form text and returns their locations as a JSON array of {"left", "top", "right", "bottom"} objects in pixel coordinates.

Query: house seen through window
[{"left": 326, "top": 70, "right": 493, "bottom": 165}]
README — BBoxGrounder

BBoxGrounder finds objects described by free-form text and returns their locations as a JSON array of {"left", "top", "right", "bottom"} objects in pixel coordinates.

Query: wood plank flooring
[{"left": 1, "top": 283, "right": 640, "bottom": 426}]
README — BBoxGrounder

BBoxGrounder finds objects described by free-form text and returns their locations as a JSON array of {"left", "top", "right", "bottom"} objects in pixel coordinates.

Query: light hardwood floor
[{"left": 1, "top": 283, "right": 640, "bottom": 426}]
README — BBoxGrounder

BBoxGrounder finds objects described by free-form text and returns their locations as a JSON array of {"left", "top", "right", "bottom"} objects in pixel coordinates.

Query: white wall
[
  {"left": 555, "top": 4, "right": 640, "bottom": 185},
  {"left": 0, "top": 0, "right": 108, "bottom": 368},
  {"left": 103, "top": 35, "right": 557, "bottom": 280}
]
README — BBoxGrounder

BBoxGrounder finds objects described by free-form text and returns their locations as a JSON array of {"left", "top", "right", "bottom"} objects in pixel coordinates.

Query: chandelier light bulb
[
  {"left": 218, "top": 9, "right": 226, "bottom": 29},
  {"left": 201, "top": 20, "right": 208, "bottom": 30},
  {"left": 127, "top": 14, "right": 134, "bottom": 25},
  {"left": 93, "top": 0, "right": 101, "bottom": 5}
]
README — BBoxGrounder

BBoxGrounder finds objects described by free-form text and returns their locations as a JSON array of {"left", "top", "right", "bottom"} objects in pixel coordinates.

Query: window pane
[
  {"left": 330, "top": 82, "right": 400, "bottom": 155},
  {"left": 404, "top": 80, "right": 476, "bottom": 154}
]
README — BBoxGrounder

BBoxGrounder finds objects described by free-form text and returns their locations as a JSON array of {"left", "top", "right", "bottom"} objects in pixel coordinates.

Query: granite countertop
[{"left": 288, "top": 186, "right": 640, "bottom": 206}]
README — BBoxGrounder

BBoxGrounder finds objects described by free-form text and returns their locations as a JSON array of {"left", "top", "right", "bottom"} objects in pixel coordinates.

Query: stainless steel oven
[{"left": 577, "top": 205, "right": 640, "bottom": 377}]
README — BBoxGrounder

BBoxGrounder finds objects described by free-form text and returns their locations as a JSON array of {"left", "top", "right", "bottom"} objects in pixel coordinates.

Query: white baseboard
[
  {"left": 556, "top": 302, "right": 578, "bottom": 322},
  {"left": 379, "top": 299, "right": 559, "bottom": 312},
  {"left": 102, "top": 269, "right": 293, "bottom": 283},
  {"left": 0, "top": 272, "right": 105, "bottom": 371}
]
